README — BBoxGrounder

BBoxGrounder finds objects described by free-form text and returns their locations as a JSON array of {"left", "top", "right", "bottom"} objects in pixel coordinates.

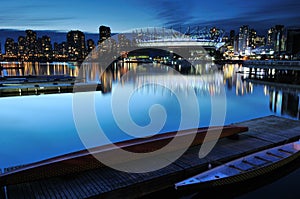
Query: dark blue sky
[{"left": 0, "top": 0, "right": 299, "bottom": 34}]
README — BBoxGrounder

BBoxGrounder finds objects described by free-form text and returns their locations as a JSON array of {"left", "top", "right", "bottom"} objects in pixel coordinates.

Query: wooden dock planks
[{"left": 3, "top": 115, "right": 300, "bottom": 199}]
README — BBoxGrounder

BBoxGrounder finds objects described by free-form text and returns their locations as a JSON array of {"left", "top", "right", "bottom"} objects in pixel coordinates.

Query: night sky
[{"left": 0, "top": 0, "right": 299, "bottom": 34}]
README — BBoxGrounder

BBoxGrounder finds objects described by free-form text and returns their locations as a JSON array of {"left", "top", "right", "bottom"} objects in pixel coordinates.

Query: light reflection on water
[
  {"left": 0, "top": 61, "right": 79, "bottom": 77},
  {"left": 0, "top": 62, "right": 299, "bottom": 169}
]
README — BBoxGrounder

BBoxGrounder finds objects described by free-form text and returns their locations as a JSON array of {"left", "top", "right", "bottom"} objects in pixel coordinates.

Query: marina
[
  {"left": 0, "top": 61, "right": 300, "bottom": 198},
  {"left": 0, "top": 1, "right": 299, "bottom": 198}
]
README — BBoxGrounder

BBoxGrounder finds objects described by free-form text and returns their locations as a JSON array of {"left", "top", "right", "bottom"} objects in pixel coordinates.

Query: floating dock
[
  {"left": 1, "top": 115, "right": 300, "bottom": 199},
  {"left": 0, "top": 76, "right": 102, "bottom": 97},
  {"left": 243, "top": 60, "right": 300, "bottom": 70}
]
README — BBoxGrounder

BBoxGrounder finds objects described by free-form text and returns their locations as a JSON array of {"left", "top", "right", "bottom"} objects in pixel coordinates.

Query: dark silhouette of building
[
  {"left": 53, "top": 42, "right": 68, "bottom": 60},
  {"left": 67, "top": 30, "right": 86, "bottom": 61},
  {"left": 37, "top": 36, "right": 52, "bottom": 60},
  {"left": 286, "top": 28, "right": 300, "bottom": 57},
  {"left": 25, "top": 30, "right": 38, "bottom": 57},
  {"left": 229, "top": 30, "right": 235, "bottom": 46},
  {"left": 267, "top": 25, "right": 285, "bottom": 54},
  {"left": 87, "top": 39, "right": 95, "bottom": 54},
  {"left": 5, "top": 38, "right": 16, "bottom": 56},
  {"left": 99, "top": 25, "right": 111, "bottom": 44},
  {"left": 18, "top": 36, "right": 26, "bottom": 58}
]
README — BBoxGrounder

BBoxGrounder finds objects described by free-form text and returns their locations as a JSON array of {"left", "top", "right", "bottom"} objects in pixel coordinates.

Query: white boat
[{"left": 175, "top": 140, "right": 300, "bottom": 192}]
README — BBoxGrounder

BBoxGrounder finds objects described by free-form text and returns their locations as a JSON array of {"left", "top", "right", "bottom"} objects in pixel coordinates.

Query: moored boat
[
  {"left": 175, "top": 140, "right": 300, "bottom": 192},
  {"left": 0, "top": 125, "right": 248, "bottom": 186}
]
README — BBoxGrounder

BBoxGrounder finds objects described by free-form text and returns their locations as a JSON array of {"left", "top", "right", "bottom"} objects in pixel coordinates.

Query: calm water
[{"left": 0, "top": 61, "right": 299, "bottom": 198}]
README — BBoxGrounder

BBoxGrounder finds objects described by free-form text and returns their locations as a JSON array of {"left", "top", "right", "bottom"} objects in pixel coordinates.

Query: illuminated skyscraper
[
  {"left": 5, "top": 38, "right": 16, "bottom": 56},
  {"left": 249, "top": 29, "right": 257, "bottom": 49},
  {"left": 238, "top": 25, "right": 250, "bottom": 55},
  {"left": 37, "top": 36, "right": 52, "bottom": 59},
  {"left": 25, "top": 30, "right": 37, "bottom": 57},
  {"left": 18, "top": 36, "right": 26, "bottom": 58},
  {"left": 54, "top": 42, "right": 67, "bottom": 59},
  {"left": 67, "top": 30, "right": 86, "bottom": 60},
  {"left": 99, "top": 25, "right": 111, "bottom": 43}
]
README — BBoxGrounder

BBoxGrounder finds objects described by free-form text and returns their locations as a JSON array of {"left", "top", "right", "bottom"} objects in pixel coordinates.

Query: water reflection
[
  {"left": 2, "top": 61, "right": 300, "bottom": 123},
  {"left": 2, "top": 61, "right": 300, "bottom": 169},
  {"left": 77, "top": 61, "right": 224, "bottom": 95},
  {"left": 240, "top": 64, "right": 300, "bottom": 120},
  {"left": 0, "top": 61, "right": 79, "bottom": 77},
  {"left": 269, "top": 90, "right": 300, "bottom": 119}
]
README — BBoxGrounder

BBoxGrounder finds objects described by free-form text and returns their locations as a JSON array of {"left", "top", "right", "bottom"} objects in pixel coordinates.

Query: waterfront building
[
  {"left": 237, "top": 25, "right": 250, "bottom": 55},
  {"left": 67, "top": 30, "right": 86, "bottom": 61},
  {"left": 25, "top": 30, "right": 38, "bottom": 57},
  {"left": 53, "top": 42, "right": 68, "bottom": 60},
  {"left": 286, "top": 28, "right": 300, "bottom": 58},
  {"left": 18, "top": 36, "right": 26, "bottom": 58},
  {"left": 87, "top": 39, "right": 95, "bottom": 53},
  {"left": 267, "top": 25, "right": 285, "bottom": 54},
  {"left": 99, "top": 25, "right": 111, "bottom": 44},
  {"left": 37, "top": 36, "right": 52, "bottom": 60},
  {"left": 229, "top": 30, "right": 235, "bottom": 46},
  {"left": 233, "top": 34, "right": 239, "bottom": 55},
  {"left": 249, "top": 29, "right": 257, "bottom": 49},
  {"left": 5, "top": 38, "right": 16, "bottom": 56}
]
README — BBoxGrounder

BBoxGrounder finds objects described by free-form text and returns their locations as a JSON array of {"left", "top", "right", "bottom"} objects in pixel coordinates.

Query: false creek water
[{"left": 1, "top": 61, "right": 298, "bottom": 168}]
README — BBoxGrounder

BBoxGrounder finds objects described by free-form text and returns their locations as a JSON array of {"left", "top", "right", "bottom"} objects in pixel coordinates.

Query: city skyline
[
  {"left": 0, "top": 0, "right": 299, "bottom": 33},
  {"left": 1, "top": 23, "right": 300, "bottom": 61}
]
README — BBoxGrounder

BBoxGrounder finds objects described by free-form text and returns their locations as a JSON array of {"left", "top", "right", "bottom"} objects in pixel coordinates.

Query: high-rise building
[
  {"left": 67, "top": 30, "right": 86, "bottom": 60},
  {"left": 99, "top": 25, "right": 111, "bottom": 43},
  {"left": 25, "top": 30, "right": 37, "bottom": 57},
  {"left": 267, "top": 25, "right": 285, "bottom": 54},
  {"left": 238, "top": 25, "right": 250, "bottom": 55},
  {"left": 249, "top": 29, "right": 257, "bottom": 49},
  {"left": 5, "top": 38, "right": 16, "bottom": 56},
  {"left": 53, "top": 42, "right": 68, "bottom": 59},
  {"left": 87, "top": 39, "right": 95, "bottom": 53},
  {"left": 18, "top": 36, "right": 26, "bottom": 58},
  {"left": 233, "top": 35, "right": 239, "bottom": 55},
  {"left": 37, "top": 36, "right": 52, "bottom": 59},
  {"left": 229, "top": 30, "right": 235, "bottom": 46},
  {"left": 286, "top": 28, "right": 300, "bottom": 57}
]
